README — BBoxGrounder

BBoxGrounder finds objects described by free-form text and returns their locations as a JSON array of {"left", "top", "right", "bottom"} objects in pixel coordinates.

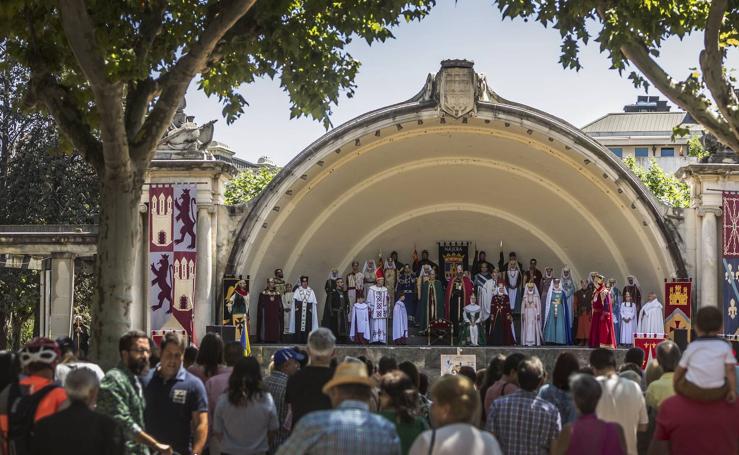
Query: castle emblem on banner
[
  {"left": 151, "top": 192, "right": 173, "bottom": 247},
  {"left": 174, "top": 256, "right": 195, "bottom": 312}
]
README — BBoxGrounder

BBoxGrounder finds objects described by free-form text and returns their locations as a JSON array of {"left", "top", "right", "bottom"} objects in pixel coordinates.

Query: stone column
[
  {"left": 49, "top": 252, "right": 75, "bottom": 338},
  {"left": 130, "top": 205, "right": 149, "bottom": 332},
  {"left": 699, "top": 206, "right": 722, "bottom": 308},
  {"left": 194, "top": 205, "right": 214, "bottom": 340}
]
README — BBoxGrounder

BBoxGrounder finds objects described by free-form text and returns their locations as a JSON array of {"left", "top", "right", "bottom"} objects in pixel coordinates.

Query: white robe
[
  {"left": 637, "top": 299, "right": 665, "bottom": 335},
  {"left": 288, "top": 287, "right": 319, "bottom": 334},
  {"left": 478, "top": 278, "right": 496, "bottom": 321},
  {"left": 521, "top": 289, "right": 543, "bottom": 346},
  {"left": 366, "top": 285, "right": 389, "bottom": 343},
  {"left": 349, "top": 302, "right": 370, "bottom": 342},
  {"left": 392, "top": 300, "right": 408, "bottom": 341},
  {"left": 462, "top": 303, "right": 482, "bottom": 346},
  {"left": 507, "top": 270, "right": 520, "bottom": 311},
  {"left": 620, "top": 302, "right": 637, "bottom": 344}
]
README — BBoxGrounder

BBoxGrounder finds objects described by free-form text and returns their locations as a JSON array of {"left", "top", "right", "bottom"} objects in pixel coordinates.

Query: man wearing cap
[
  {"left": 265, "top": 348, "right": 304, "bottom": 451},
  {"left": 277, "top": 360, "right": 401, "bottom": 455}
]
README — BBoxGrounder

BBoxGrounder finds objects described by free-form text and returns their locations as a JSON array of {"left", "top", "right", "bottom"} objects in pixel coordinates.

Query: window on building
[
  {"left": 609, "top": 147, "right": 623, "bottom": 158},
  {"left": 661, "top": 147, "right": 675, "bottom": 157},
  {"left": 635, "top": 147, "right": 649, "bottom": 157}
]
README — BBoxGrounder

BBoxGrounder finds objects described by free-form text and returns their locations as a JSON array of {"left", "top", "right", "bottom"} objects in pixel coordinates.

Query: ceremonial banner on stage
[
  {"left": 438, "top": 242, "right": 469, "bottom": 283},
  {"left": 722, "top": 191, "right": 739, "bottom": 337},
  {"left": 440, "top": 354, "right": 476, "bottom": 376},
  {"left": 148, "top": 184, "right": 197, "bottom": 344},
  {"left": 664, "top": 280, "right": 692, "bottom": 341},
  {"left": 634, "top": 333, "right": 668, "bottom": 369}
]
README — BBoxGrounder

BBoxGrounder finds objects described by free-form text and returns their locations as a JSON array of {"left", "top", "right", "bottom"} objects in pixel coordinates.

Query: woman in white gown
[
  {"left": 619, "top": 291, "right": 637, "bottom": 345},
  {"left": 521, "top": 282, "right": 543, "bottom": 346}
]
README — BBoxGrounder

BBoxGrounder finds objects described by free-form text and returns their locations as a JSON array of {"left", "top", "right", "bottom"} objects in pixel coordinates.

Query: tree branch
[
  {"left": 57, "top": 0, "right": 111, "bottom": 90},
  {"left": 699, "top": 0, "right": 739, "bottom": 143},
  {"left": 618, "top": 41, "right": 739, "bottom": 153},
  {"left": 124, "top": 78, "right": 158, "bottom": 142},
  {"left": 28, "top": 74, "right": 104, "bottom": 173},
  {"left": 130, "top": 0, "right": 256, "bottom": 162}
]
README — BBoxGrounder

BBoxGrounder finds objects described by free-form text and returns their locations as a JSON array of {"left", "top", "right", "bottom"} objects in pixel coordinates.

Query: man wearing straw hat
[{"left": 277, "top": 360, "right": 401, "bottom": 454}]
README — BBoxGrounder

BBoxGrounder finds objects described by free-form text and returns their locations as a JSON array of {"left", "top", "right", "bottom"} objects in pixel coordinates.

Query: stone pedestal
[{"left": 49, "top": 253, "right": 75, "bottom": 338}]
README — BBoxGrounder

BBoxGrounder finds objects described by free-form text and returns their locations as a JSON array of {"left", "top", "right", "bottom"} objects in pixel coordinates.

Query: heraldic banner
[
  {"left": 664, "top": 280, "right": 692, "bottom": 342},
  {"left": 148, "top": 184, "right": 198, "bottom": 343},
  {"left": 722, "top": 191, "right": 739, "bottom": 337},
  {"left": 634, "top": 333, "right": 669, "bottom": 369},
  {"left": 438, "top": 242, "right": 469, "bottom": 283}
]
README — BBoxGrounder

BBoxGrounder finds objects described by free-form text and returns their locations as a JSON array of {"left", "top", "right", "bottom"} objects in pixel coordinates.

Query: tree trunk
[{"left": 90, "top": 166, "right": 143, "bottom": 369}]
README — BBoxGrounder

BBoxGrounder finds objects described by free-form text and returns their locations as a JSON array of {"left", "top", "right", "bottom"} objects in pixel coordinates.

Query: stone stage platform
[{"left": 250, "top": 344, "right": 627, "bottom": 380}]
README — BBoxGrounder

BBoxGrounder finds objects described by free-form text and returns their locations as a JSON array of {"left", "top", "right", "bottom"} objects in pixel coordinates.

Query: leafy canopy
[
  {"left": 0, "top": 0, "right": 437, "bottom": 174},
  {"left": 493, "top": 0, "right": 739, "bottom": 154},
  {"left": 224, "top": 165, "right": 280, "bottom": 205},
  {"left": 623, "top": 156, "right": 690, "bottom": 208}
]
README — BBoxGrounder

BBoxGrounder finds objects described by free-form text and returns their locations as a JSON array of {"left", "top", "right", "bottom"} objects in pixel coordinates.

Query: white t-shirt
[
  {"left": 679, "top": 338, "right": 736, "bottom": 388},
  {"left": 409, "top": 423, "right": 502, "bottom": 455},
  {"left": 596, "top": 374, "right": 648, "bottom": 455}
]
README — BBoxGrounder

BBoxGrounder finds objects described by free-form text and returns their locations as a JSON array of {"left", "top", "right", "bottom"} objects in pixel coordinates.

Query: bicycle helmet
[{"left": 19, "top": 337, "right": 61, "bottom": 368}]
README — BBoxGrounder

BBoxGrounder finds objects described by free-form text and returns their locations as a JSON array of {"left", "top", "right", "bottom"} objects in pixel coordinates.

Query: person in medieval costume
[
  {"left": 623, "top": 275, "right": 642, "bottom": 312},
  {"left": 325, "top": 269, "right": 340, "bottom": 293},
  {"left": 543, "top": 279, "right": 573, "bottom": 345},
  {"left": 257, "top": 278, "right": 283, "bottom": 343},
  {"left": 273, "top": 269, "right": 294, "bottom": 341},
  {"left": 561, "top": 267, "right": 576, "bottom": 328},
  {"left": 607, "top": 278, "right": 622, "bottom": 344},
  {"left": 322, "top": 276, "right": 350, "bottom": 342},
  {"left": 290, "top": 276, "right": 319, "bottom": 344},
  {"left": 414, "top": 250, "right": 438, "bottom": 276},
  {"left": 384, "top": 256, "right": 398, "bottom": 305},
  {"left": 392, "top": 294, "right": 408, "bottom": 345},
  {"left": 445, "top": 264, "right": 474, "bottom": 335},
  {"left": 619, "top": 291, "right": 637, "bottom": 346},
  {"left": 474, "top": 262, "right": 495, "bottom": 317},
  {"left": 637, "top": 292, "right": 665, "bottom": 335},
  {"left": 521, "top": 281, "right": 543, "bottom": 347},
  {"left": 228, "top": 280, "right": 249, "bottom": 324},
  {"left": 539, "top": 267, "right": 555, "bottom": 314},
  {"left": 504, "top": 258, "right": 523, "bottom": 313},
  {"left": 345, "top": 260, "right": 364, "bottom": 305},
  {"left": 418, "top": 268, "right": 445, "bottom": 330},
  {"left": 524, "top": 258, "right": 544, "bottom": 293},
  {"left": 349, "top": 298, "right": 370, "bottom": 344},
  {"left": 362, "top": 259, "right": 378, "bottom": 294},
  {"left": 366, "top": 269, "right": 390, "bottom": 344},
  {"left": 489, "top": 282, "right": 516, "bottom": 346},
  {"left": 574, "top": 280, "right": 593, "bottom": 346},
  {"left": 588, "top": 274, "right": 616, "bottom": 348},
  {"left": 389, "top": 251, "right": 404, "bottom": 271},
  {"left": 498, "top": 249, "right": 524, "bottom": 276},
  {"left": 397, "top": 264, "right": 417, "bottom": 327},
  {"left": 459, "top": 294, "right": 485, "bottom": 346},
  {"left": 471, "top": 250, "right": 495, "bottom": 276}
]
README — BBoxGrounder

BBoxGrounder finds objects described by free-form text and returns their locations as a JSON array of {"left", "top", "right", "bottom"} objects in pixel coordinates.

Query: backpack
[{"left": 6, "top": 381, "right": 60, "bottom": 455}]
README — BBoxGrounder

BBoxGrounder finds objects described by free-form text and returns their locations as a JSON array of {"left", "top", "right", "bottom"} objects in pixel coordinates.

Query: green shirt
[
  {"left": 645, "top": 372, "right": 675, "bottom": 409},
  {"left": 96, "top": 366, "right": 149, "bottom": 455},
  {"left": 379, "top": 410, "right": 428, "bottom": 455}
]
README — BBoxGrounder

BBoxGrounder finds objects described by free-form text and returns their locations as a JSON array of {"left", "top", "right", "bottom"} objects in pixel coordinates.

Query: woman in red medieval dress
[
  {"left": 488, "top": 282, "right": 515, "bottom": 346},
  {"left": 588, "top": 274, "right": 616, "bottom": 348}
]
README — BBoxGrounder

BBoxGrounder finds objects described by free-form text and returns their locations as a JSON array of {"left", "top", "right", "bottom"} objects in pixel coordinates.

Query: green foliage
[
  {"left": 623, "top": 156, "right": 690, "bottom": 208},
  {"left": 688, "top": 135, "right": 709, "bottom": 159},
  {"left": 493, "top": 0, "right": 739, "bottom": 153},
  {"left": 0, "top": 52, "right": 100, "bottom": 349},
  {"left": 224, "top": 166, "right": 280, "bottom": 205}
]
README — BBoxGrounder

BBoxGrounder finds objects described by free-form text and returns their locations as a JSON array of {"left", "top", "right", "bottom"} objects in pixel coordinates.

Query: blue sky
[{"left": 185, "top": 0, "right": 733, "bottom": 166}]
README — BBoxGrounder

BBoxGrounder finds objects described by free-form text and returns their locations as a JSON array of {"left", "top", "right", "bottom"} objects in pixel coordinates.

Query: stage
[{"left": 250, "top": 343, "right": 628, "bottom": 380}]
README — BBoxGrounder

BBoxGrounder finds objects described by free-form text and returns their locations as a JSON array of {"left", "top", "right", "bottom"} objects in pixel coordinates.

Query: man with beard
[
  {"left": 290, "top": 276, "right": 320, "bottom": 344},
  {"left": 523, "top": 258, "right": 543, "bottom": 292},
  {"left": 414, "top": 250, "right": 438, "bottom": 276},
  {"left": 471, "top": 250, "right": 495, "bottom": 276},
  {"left": 98, "top": 331, "right": 173, "bottom": 455}
]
